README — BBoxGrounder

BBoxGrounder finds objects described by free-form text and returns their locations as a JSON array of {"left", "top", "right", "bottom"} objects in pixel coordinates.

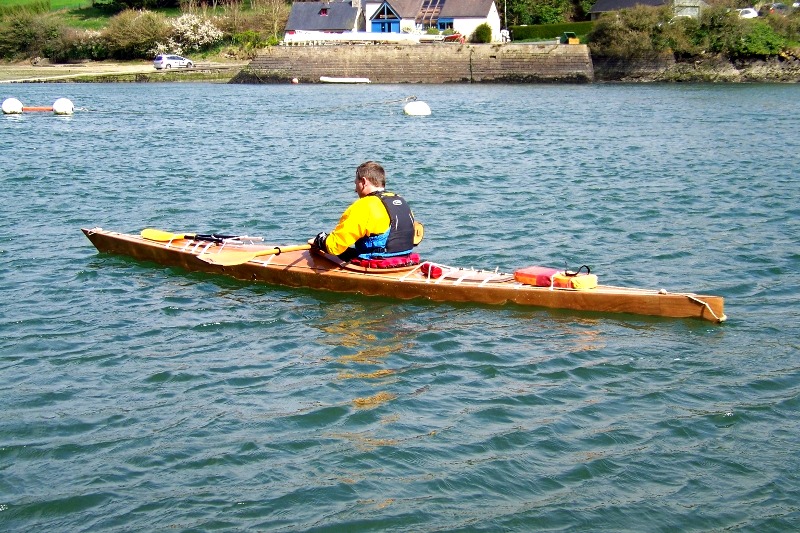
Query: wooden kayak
[{"left": 81, "top": 227, "right": 726, "bottom": 323}]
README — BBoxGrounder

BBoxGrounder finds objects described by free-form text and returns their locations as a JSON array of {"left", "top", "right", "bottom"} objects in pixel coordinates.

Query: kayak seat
[{"left": 350, "top": 253, "right": 420, "bottom": 269}]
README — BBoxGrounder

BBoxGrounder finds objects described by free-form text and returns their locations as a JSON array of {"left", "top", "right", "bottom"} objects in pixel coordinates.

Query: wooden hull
[{"left": 81, "top": 228, "right": 726, "bottom": 323}]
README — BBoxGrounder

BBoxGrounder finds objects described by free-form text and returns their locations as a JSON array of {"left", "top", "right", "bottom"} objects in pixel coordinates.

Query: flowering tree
[{"left": 165, "top": 13, "right": 223, "bottom": 53}]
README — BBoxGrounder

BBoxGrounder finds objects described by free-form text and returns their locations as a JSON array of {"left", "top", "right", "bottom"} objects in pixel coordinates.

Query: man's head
[{"left": 354, "top": 161, "right": 385, "bottom": 197}]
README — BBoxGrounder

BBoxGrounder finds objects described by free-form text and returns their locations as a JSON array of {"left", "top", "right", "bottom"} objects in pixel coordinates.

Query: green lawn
[{"left": 3, "top": 0, "right": 93, "bottom": 8}]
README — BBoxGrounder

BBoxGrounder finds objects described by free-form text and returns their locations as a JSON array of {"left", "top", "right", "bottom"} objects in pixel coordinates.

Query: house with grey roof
[
  {"left": 589, "top": 0, "right": 707, "bottom": 20},
  {"left": 286, "top": 0, "right": 502, "bottom": 41},
  {"left": 285, "top": 0, "right": 365, "bottom": 33}
]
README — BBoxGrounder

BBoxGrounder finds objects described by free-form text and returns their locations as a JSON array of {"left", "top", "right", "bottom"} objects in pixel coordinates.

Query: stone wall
[{"left": 230, "top": 43, "right": 594, "bottom": 84}]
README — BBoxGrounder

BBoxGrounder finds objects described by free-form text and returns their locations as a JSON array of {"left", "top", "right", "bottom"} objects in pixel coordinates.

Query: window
[
  {"left": 373, "top": 4, "right": 398, "bottom": 20},
  {"left": 319, "top": 8, "right": 328, "bottom": 16},
  {"left": 437, "top": 19, "right": 454, "bottom": 30}
]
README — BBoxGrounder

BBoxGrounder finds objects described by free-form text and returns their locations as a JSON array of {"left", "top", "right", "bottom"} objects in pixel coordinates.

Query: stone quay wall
[{"left": 230, "top": 43, "right": 594, "bottom": 84}]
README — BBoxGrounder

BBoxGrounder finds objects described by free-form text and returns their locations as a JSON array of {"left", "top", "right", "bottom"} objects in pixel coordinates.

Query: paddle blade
[
  {"left": 413, "top": 221, "right": 424, "bottom": 245},
  {"left": 141, "top": 228, "right": 189, "bottom": 242},
  {"left": 198, "top": 244, "right": 311, "bottom": 266}
]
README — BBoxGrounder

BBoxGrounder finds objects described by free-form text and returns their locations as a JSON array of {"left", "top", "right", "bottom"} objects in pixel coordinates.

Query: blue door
[{"left": 371, "top": 21, "right": 400, "bottom": 33}]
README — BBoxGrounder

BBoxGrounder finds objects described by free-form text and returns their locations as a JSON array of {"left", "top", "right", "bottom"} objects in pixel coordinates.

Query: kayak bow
[{"left": 81, "top": 227, "right": 726, "bottom": 323}]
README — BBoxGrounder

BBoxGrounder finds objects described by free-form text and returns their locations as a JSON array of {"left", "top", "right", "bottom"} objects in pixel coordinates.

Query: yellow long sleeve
[{"left": 325, "top": 196, "right": 390, "bottom": 255}]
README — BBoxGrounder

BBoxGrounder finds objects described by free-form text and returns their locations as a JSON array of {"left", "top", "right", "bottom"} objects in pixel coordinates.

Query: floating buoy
[
  {"left": 52, "top": 98, "right": 74, "bottom": 115},
  {"left": 2, "top": 98, "right": 23, "bottom": 114},
  {"left": 404, "top": 100, "right": 431, "bottom": 116},
  {"left": 291, "top": 77, "right": 299, "bottom": 84},
  {"left": 3, "top": 97, "right": 74, "bottom": 114}
]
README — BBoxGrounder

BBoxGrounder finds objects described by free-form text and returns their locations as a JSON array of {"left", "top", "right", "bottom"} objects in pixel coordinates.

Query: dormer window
[{"left": 319, "top": 8, "right": 328, "bottom": 15}]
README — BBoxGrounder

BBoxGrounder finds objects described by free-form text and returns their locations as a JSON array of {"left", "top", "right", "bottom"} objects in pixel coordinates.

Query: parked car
[
  {"left": 758, "top": 3, "right": 788, "bottom": 15},
  {"left": 153, "top": 54, "right": 193, "bottom": 70},
  {"left": 736, "top": 7, "right": 759, "bottom": 18}
]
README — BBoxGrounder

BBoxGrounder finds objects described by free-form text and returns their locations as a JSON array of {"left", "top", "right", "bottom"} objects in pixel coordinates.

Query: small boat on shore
[
  {"left": 319, "top": 76, "right": 371, "bottom": 84},
  {"left": 81, "top": 227, "right": 726, "bottom": 323}
]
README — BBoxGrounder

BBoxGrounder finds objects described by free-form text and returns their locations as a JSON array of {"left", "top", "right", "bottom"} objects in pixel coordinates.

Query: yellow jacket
[{"left": 325, "top": 195, "right": 390, "bottom": 256}]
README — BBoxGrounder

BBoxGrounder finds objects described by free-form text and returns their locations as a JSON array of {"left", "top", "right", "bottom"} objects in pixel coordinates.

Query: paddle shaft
[
  {"left": 198, "top": 244, "right": 311, "bottom": 266},
  {"left": 142, "top": 228, "right": 246, "bottom": 243}
]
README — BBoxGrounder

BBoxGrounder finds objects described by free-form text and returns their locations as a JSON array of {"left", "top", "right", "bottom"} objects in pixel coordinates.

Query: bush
[
  {"left": 50, "top": 29, "right": 110, "bottom": 62},
  {"left": 510, "top": 21, "right": 593, "bottom": 40},
  {"left": 472, "top": 22, "right": 492, "bottom": 43},
  {"left": 529, "top": 0, "right": 573, "bottom": 25},
  {"left": 0, "top": 12, "right": 67, "bottom": 60},
  {"left": 587, "top": 6, "right": 670, "bottom": 58},
  {"left": 730, "top": 20, "right": 786, "bottom": 58},
  {"left": 167, "top": 13, "right": 223, "bottom": 52},
  {"left": 103, "top": 9, "right": 169, "bottom": 59},
  {"left": 588, "top": 5, "right": 790, "bottom": 60}
]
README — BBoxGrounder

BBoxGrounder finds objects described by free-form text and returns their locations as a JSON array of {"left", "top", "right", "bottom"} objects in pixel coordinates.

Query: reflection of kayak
[
  {"left": 319, "top": 76, "right": 370, "bottom": 84},
  {"left": 81, "top": 227, "right": 726, "bottom": 323}
]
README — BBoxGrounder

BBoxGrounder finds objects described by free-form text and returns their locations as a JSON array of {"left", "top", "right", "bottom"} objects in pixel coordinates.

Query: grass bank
[{"left": 0, "top": 1, "right": 288, "bottom": 63}]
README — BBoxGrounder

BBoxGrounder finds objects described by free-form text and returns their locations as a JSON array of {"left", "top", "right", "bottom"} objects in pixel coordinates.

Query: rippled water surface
[{"left": 2, "top": 82, "right": 799, "bottom": 531}]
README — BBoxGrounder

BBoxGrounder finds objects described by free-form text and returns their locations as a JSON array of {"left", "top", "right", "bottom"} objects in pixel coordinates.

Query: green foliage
[
  {"left": 51, "top": 28, "right": 109, "bottom": 61},
  {"left": 109, "top": 0, "right": 179, "bottom": 8},
  {"left": 0, "top": 12, "right": 67, "bottom": 59},
  {"left": 588, "top": 5, "right": 790, "bottom": 60},
  {"left": 587, "top": 6, "right": 670, "bottom": 58},
  {"left": 472, "top": 22, "right": 492, "bottom": 43},
  {"left": 529, "top": 0, "right": 573, "bottom": 25},
  {"left": 576, "top": 0, "right": 596, "bottom": 20},
  {"left": 729, "top": 20, "right": 786, "bottom": 58},
  {"left": 103, "top": 8, "right": 169, "bottom": 58},
  {"left": 504, "top": 0, "right": 595, "bottom": 26},
  {"left": 426, "top": 27, "right": 441, "bottom": 35},
  {"left": 510, "top": 21, "right": 593, "bottom": 40},
  {"left": 0, "top": 0, "right": 51, "bottom": 17},
  {"left": 767, "top": 9, "right": 800, "bottom": 43}
]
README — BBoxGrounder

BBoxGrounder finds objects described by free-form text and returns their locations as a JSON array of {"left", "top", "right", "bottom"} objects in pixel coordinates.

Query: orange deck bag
[
  {"left": 513, "top": 266, "right": 560, "bottom": 287},
  {"left": 514, "top": 266, "right": 598, "bottom": 290}
]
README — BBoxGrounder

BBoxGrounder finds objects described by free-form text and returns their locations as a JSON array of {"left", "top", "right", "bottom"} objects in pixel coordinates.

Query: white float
[
  {"left": 2, "top": 97, "right": 24, "bottom": 114},
  {"left": 52, "top": 97, "right": 75, "bottom": 115},
  {"left": 404, "top": 100, "right": 431, "bottom": 116}
]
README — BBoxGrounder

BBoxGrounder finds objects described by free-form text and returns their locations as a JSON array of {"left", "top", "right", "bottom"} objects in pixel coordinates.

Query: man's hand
[{"left": 311, "top": 232, "right": 328, "bottom": 253}]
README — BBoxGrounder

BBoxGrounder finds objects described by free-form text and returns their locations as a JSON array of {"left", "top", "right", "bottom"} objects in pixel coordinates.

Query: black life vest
[{"left": 355, "top": 191, "right": 415, "bottom": 257}]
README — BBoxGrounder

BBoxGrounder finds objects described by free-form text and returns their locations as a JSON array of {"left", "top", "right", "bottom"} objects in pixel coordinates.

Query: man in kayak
[{"left": 311, "top": 161, "right": 416, "bottom": 262}]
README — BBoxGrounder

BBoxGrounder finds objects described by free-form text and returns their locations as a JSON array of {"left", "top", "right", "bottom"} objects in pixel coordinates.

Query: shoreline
[
  {"left": 0, "top": 60, "right": 247, "bottom": 84},
  {"left": 3, "top": 52, "right": 800, "bottom": 84}
]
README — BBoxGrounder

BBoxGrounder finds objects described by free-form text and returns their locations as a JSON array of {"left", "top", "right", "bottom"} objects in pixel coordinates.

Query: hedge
[{"left": 510, "top": 21, "right": 594, "bottom": 41}]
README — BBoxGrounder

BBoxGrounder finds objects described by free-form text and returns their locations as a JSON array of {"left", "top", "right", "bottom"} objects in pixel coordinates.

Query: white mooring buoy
[
  {"left": 52, "top": 97, "right": 75, "bottom": 115},
  {"left": 2, "top": 97, "right": 24, "bottom": 114},
  {"left": 404, "top": 100, "right": 431, "bottom": 116}
]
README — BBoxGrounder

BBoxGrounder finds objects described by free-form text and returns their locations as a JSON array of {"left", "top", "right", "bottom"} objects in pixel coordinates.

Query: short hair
[{"left": 356, "top": 161, "right": 386, "bottom": 188}]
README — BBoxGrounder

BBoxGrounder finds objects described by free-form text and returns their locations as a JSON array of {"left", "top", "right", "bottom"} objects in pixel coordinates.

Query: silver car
[{"left": 153, "top": 54, "right": 193, "bottom": 70}]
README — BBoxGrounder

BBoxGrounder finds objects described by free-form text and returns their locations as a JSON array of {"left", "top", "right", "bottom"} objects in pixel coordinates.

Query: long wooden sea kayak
[{"left": 81, "top": 227, "right": 726, "bottom": 323}]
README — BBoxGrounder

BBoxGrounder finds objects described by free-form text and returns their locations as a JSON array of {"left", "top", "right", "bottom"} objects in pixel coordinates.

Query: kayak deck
[{"left": 81, "top": 227, "right": 726, "bottom": 323}]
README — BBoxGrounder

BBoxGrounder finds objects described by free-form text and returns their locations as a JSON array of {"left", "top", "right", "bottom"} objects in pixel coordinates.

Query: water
[{"left": 1, "top": 82, "right": 799, "bottom": 531}]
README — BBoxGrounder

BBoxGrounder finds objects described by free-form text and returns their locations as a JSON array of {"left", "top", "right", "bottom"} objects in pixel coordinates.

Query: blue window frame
[
  {"left": 370, "top": 3, "right": 401, "bottom": 33},
  {"left": 437, "top": 18, "right": 454, "bottom": 30}
]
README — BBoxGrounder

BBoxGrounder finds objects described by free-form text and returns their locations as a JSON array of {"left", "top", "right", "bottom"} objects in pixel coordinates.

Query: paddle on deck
[
  {"left": 198, "top": 244, "right": 311, "bottom": 266},
  {"left": 141, "top": 228, "right": 243, "bottom": 243}
]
